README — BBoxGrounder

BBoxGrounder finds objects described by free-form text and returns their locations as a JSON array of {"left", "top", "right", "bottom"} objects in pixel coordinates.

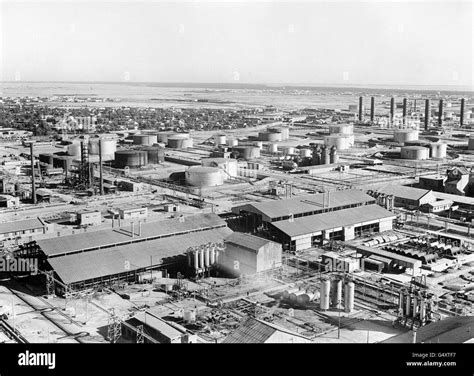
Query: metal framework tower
[
  {"left": 45, "top": 271, "right": 55, "bottom": 295},
  {"left": 136, "top": 325, "right": 144, "bottom": 344},
  {"left": 107, "top": 308, "right": 122, "bottom": 343}
]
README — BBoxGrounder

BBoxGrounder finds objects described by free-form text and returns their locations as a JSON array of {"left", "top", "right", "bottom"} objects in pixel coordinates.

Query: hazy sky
[{"left": 1, "top": 1, "right": 472, "bottom": 87}]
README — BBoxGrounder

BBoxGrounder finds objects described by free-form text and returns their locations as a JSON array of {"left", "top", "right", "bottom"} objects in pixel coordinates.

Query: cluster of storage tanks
[
  {"left": 398, "top": 288, "right": 435, "bottom": 324},
  {"left": 319, "top": 279, "right": 355, "bottom": 313},
  {"left": 186, "top": 243, "right": 224, "bottom": 272},
  {"left": 133, "top": 132, "right": 193, "bottom": 149},
  {"left": 311, "top": 144, "right": 339, "bottom": 165},
  {"left": 281, "top": 288, "right": 318, "bottom": 306},
  {"left": 400, "top": 143, "right": 447, "bottom": 160},
  {"left": 324, "top": 124, "right": 354, "bottom": 150},
  {"left": 66, "top": 137, "right": 118, "bottom": 160}
]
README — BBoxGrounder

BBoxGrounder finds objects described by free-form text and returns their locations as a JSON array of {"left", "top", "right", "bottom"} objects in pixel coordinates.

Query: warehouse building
[
  {"left": 31, "top": 213, "right": 232, "bottom": 292},
  {"left": 375, "top": 185, "right": 436, "bottom": 209},
  {"left": 273, "top": 205, "right": 396, "bottom": 252},
  {"left": 220, "top": 233, "right": 282, "bottom": 277}
]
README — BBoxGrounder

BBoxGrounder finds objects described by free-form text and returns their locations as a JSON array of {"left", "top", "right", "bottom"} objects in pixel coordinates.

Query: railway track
[{"left": 0, "top": 318, "right": 29, "bottom": 343}]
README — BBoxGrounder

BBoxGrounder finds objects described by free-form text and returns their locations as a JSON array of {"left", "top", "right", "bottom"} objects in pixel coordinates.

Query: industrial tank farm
[
  {"left": 258, "top": 131, "right": 282, "bottom": 142},
  {"left": 167, "top": 136, "right": 193, "bottom": 149},
  {"left": 141, "top": 146, "right": 165, "bottom": 164},
  {"left": 232, "top": 146, "right": 260, "bottom": 159},
  {"left": 185, "top": 166, "right": 224, "bottom": 187},
  {"left": 88, "top": 137, "right": 117, "bottom": 160},
  {"left": 133, "top": 134, "right": 158, "bottom": 146},
  {"left": 114, "top": 150, "right": 148, "bottom": 168},
  {"left": 394, "top": 129, "right": 419, "bottom": 144}
]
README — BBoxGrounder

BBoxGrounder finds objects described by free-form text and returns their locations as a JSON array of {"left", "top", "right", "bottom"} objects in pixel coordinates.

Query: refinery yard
[{"left": 1, "top": 91, "right": 474, "bottom": 344}]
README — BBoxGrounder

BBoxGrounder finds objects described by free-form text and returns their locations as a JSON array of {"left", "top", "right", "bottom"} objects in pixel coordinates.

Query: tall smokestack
[
  {"left": 438, "top": 99, "right": 443, "bottom": 126},
  {"left": 424, "top": 99, "right": 430, "bottom": 130},
  {"left": 29, "top": 142, "right": 37, "bottom": 204},
  {"left": 370, "top": 97, "right": 375, "bottom": 122},
  {"left": 460, "top": 98, "right": 465, "bottom": 127},
  {"left": 358, "top": 96, "right": 364, "bottom": 122},
  {"left": 402, "top": 98, "right": 407, "bottom": 125},
  {"left": 390, "top": 97, "right": 395, "bottom": 125},
  {"left": 99, "top": 139, "right": 104, "bottom": 195}
]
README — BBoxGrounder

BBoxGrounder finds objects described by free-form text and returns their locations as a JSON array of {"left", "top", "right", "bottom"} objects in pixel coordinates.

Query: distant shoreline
[{"left": 1, "top": 81, "right": 472, "bottom": 95}]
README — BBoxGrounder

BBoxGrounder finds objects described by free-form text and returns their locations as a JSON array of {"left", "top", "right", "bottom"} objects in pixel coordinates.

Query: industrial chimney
[
  {"left": 402, "top": 98, "right": 407, "bottom": 125},
  {"left": 358, "top": 96, "right": 364, "bottom": 122},
  {"left": 438, "top": 99, "right": 444, "bottom": 126},
  {"left": 460, "top": 98, "right": 465, "bottom": 127},
  {"left": 390, "top": 97, "right": 395, "bottom": 125},
  {"left": 370, "top": 97, "right": 375, "bottom": 122},
  {"left": 29, "top": 142, "right": 37, "bottom": 204},
  {"left": 424, "top": 99, "right": 430, "bottom": 130}
]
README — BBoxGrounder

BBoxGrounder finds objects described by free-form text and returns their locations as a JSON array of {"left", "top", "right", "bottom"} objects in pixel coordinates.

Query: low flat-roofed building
[
  {"left": 118, "top": 205, "right": 148, "bottom": 220},
  {"left": 421, "top": 199, "right": 453, "bottom": 213},
  {"left": 418, "top": 175, "right": 447, "bottom": 192},
  {"left": 77, "top": 210, "right": 102, "bottom": 226},
  {"left": 220, "top": 233, "right": 282, "bottom": 277}
]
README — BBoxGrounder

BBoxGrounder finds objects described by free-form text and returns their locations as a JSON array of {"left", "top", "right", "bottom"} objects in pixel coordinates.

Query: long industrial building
[
  {"left": 30, "top": 213, "right": 232, "bottom": 291},
  {"left": 231, "top": 189, "right": 395, "bottom": 251}
]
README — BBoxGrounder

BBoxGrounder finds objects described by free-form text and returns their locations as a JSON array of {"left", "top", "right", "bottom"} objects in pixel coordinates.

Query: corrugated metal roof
[
  {"left": 376, "top": 185, "right": 431, "bottom": 201},
  {"left": 38, "top": 213, "right": 226, "bottom": 257},
  {"left": 232, "top": 189, "right": 374, "bottom": 220},
  {"left": 273, "top": 204, "right": 396, "bottom": 238},
  {"left": 223, "top": 318, "right": 276, "bottom": 343},
  {"left": 48, "top": 227, "right": 232, "bottom": 285},
  {"left": 225, "top": 233, "right": 272, "bottom": 252},
  {"left": 0, "top": 217, "right": 44, "bottom": 235}
]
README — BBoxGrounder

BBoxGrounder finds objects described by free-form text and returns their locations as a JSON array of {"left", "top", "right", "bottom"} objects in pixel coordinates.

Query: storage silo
[
  {"left": 142, "top": 146, "right": 165, "bottom": 164},
  {"left": 320, "top": 279, "right": 331, "bottom": 311},
  {"left": 400, "top": 146, "right": 429, "bottom": 160},
  {"left": 269, "top": 126, "right": 289, "bottom": 140},
  {"left": 394, "top": 129, "right": 419, "bottom": 143},
  {"left": 114, "top": 150, "right": 148, "bottom": 168},
  {"left": 215, "top": 134, "right": 226, "bottom": 145},
  {"left": 133, "top": 134, "right": 154, "bottom": 146},
  {"left": 193, "top": 250, "right": 199, "bottom": 270},
  {"left": 299, "top": 148, "right": 311, "bottom": 158},
  {"left": 282, "top": 146, "right": 295, "bottom": 155},
  {"left": 429, "top": 143, "right": 447, "bottom": 158},
  {"left": 185, "top": 166, "right": 224, "bottom": 187},
  {"left": 330, "top": 146, "right": 339, "bottom": 164},
  {"left": 88, "top": 137, "right": 117, "bottom": 160},
  {"left": 344, "top": 282, "right": 355, "bottom": 313},
  {"left": 156, "top": 132, "right": 172, "bottom": 143},
  {"left": 331, "top": 279, "right": 342, "bottom": 308}
]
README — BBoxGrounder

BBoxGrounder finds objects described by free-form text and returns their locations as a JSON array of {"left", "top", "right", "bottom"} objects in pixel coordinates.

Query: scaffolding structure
[{"left": 107, "top": 308, "right": 122, "bottom": 343}]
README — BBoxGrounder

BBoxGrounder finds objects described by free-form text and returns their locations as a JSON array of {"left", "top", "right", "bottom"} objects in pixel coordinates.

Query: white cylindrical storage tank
[
  {"left": 394, "top": 129, "right": 419, "bottom": 143},
  {"left": 67, "top": 142, "right": 81, "bottom": 157},
  {"left": 429, "top": 143, "right": 447, "bottom": 158},
  {"left": 233, "top": 146, "right": 260, "bottom": 160},
  {"left": 193, "top": 250, "right": 199, "bottom": 270},
  {"left": 320, "top": 279, "right": 331, "bottom": 311},
  {"left": 157, "top": 132, "right": 172, "bottom": 143},
  {"left": 259, "top": 132, "right": 282, "bottom": 142},
  {"left": 269, "top": 127, "right": 289, "bottom": 140},
  {"left": 199, "top": 249, "right": 205, "bottom": 270},
  {"left": 299, "top": 148, "right": 311, "bottom": 158},
  {"left": 400, "top": 146, "right": 429, "bottom": 160},
  {"left": 204, "top": 248, "right": 210, "bottom": 268},
  {"left": 215, "top": 134, "right": 226, "bottom": 145},
  {"left": 329, "top": 124, "right": 353, "bottom": 135},
  {"left": 185, "top": 166, "right": 224, "bottom": 187},
  {"left": 210, "top": 248, "right": 216, "bottom": 265},
  {"left": 133, "top": 134, "right": 157, "bottom": 146},
  {"left": 183, "top": 309, "right": 196, "bottom": 323},
  {"left": 227, "top": 138, "right": 238, "bottom": 147},
  {"left": 268, "top": 143, "right": 278, "bottom": 153},
  {"left": 344, "top": 282, "right": 355, "bottom": 313},
  {"left": 331, "top": 280, "right": 343, "bottom": 308},
  {"left": 468, "top": 136, "right": 474, "bottom": 150},
  {"left": 296, "top": 292, "right": 315, "bottom": 306},
  {"left": 254, "top": 141, "right": 263, "bottom": 150},
  {"left": 324, "top": 134, "right": 352, "bottom": 150}
]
